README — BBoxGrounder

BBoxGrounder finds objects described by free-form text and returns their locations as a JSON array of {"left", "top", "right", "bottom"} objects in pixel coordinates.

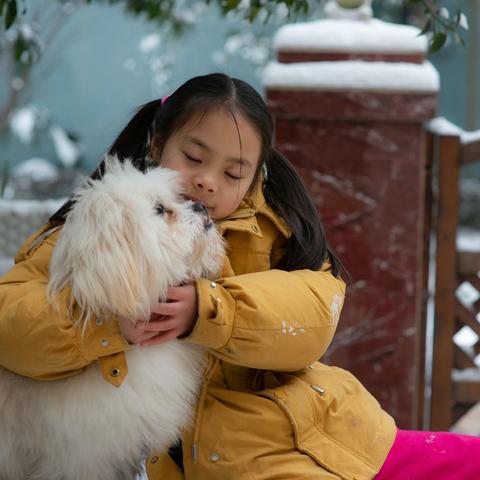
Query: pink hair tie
[{"left": 161, "top": 95, "right": 170, "bottom": 105}]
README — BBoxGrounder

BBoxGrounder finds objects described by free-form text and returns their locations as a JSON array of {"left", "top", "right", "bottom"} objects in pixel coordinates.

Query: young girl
[{"left": 0, "top": 72, "right": 479, "bottom": 480}]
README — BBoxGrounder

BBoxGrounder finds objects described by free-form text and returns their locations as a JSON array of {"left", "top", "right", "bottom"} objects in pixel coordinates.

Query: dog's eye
[
  {"left": 155, "top": 203, "right": 174, "bottom": 217},
  {"left": 155, "top": 203, "right": 166, "bottom": 215}
]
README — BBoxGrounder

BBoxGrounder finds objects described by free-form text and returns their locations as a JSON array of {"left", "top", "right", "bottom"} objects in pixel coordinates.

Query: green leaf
[
  {"left": 429, "top": 31, "right": 447, "bottom": 53},
  {"left": 5, "top": 0, "right": 17, "bottom": 30},
  {"left": 13, "top": 35, "right": 28, "bottom": 62},
  {"left": 0, "top": 0, "right": 5, "bottom": 15},
  {"left": 226, "top": 0, "right": 241, "bottom": 10},
  {"left": 247, "top": 6, "right": 259, "bottom": 22}
]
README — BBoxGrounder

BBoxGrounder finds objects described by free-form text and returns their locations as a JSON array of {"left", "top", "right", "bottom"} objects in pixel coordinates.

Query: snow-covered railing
[{"left": 427, "top": 117, "right": 480, "bottom": 164}]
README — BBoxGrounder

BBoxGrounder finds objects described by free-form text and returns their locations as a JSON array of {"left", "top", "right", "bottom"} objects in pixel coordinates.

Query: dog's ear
[{"left": 48, "top": 188, "right": 152, "bottom": 324}]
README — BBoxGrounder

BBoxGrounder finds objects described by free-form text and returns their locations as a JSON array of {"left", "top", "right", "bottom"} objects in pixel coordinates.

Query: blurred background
[{"left": 0, "top": 0, "right": 478, "bottom": 200}]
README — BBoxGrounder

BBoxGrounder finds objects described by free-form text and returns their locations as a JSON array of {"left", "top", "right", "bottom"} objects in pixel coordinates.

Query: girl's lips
[{"left": 184, "top": 195, "right": 212, "bottom": 211}]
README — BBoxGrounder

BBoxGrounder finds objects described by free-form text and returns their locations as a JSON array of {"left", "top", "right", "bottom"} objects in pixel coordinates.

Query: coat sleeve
[
  {"left": 187, "top": 266, "right": 346, "bottom": 372},
  {"left": 0, "top": 227, "right": 129, "bottom": 380}
]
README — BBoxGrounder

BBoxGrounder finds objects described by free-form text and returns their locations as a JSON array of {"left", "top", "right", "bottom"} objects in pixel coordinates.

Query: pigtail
[
  {"left": 49, "top": 100, "right": 162, "bottom": 223},
  {"left": 263, "top": 148, "right": 344, "bottom": 277},
  {"left": 107, "top": 99, "right": 161, "bottom": 169}
]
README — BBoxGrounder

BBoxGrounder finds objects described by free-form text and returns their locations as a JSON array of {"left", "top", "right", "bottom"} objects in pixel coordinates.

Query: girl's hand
[
  {"left": 116, "top": 315, "right": 161, "bottom": 345},
  {"left": 139, "top": 284, "right": 198, "bottom": 346}
]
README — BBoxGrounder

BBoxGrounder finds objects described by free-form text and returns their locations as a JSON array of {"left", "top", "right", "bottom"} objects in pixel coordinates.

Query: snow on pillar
[{"left": 263, "top": 3, "right": 439, "bottom": 429}]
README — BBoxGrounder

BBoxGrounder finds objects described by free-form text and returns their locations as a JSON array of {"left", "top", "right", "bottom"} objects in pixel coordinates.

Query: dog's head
[{"left": 48, "top": 156, "right": 225, "bottom": 323}]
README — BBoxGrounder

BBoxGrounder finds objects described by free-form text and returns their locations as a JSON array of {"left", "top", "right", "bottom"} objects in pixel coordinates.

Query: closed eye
[
  {"left": 225, "top": 172, "right": 241, "bottom": 180},
  {"left": 184, "top": 153, "right": 201, "bottom": 163}
]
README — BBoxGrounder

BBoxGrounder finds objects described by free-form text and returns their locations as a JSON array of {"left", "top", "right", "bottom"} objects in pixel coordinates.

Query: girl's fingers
[
  {"left": 129, "top": 329, "right": 161, "bottom": 344},
  {"left": 140, "top": 329, "right": 179, "bottom": 347},
  {"left": 151, "top": 301, "right": 178, "bottom": 316},
  {"left": 143, "top": 318, "right": 178, "bottom": 332},
  {"left": 165, "top": 286, "right": 188, "bottom": 300}
]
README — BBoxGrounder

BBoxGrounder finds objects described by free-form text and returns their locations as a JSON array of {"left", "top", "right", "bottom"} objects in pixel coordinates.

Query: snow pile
[
  {"left": 273, "top": 18, "right": 427, "bottom": 54},
  {"left": 12, "top": 158, "right": 60, "bottom": 185},
  {"left": 263, "top": 60, "right": 439, "bottom": 93}
]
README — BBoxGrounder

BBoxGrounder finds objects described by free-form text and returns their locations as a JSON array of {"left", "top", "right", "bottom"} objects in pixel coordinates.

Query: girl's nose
[{"left": 195, "top": 175, "right": 216, "bottom": 193}]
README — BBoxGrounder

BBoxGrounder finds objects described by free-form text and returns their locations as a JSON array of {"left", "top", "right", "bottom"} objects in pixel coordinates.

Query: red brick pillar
[{"left": 264, "top": 11, "right": 438, "bottom": 429}]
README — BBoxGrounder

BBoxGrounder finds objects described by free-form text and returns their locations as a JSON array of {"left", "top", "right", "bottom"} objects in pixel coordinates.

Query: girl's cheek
[{"left": 179, "top": 171, "right": 192, "bottom": 190}]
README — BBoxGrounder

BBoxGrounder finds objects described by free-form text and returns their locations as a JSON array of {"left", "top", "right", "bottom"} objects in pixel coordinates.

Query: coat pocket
[{"left": 257, "top": 369, "right": 395, "bottom": 480}]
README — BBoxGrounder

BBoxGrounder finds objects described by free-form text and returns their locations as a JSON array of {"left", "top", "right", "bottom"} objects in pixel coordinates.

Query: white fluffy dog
[{"left": 0, "top": 157, "right": 225, "bottom": 480}]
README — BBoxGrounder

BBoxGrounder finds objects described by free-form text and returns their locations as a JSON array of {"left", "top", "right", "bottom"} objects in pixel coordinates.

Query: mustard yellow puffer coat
[{"left": 0, "top": 182, "right": 396, "bottom": 480}]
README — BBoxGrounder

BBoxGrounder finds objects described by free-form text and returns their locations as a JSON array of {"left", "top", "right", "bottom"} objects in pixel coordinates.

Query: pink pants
[{"left": 375, "top": 429, "right": 480, "bottom": 480}]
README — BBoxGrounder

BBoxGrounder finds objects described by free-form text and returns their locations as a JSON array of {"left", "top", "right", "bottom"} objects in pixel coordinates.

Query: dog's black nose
[{"left": 192, "top": 202, "right": 208, "bottom": 215}]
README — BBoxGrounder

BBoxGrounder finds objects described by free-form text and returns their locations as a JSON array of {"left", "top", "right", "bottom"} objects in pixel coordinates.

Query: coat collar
[{"left": 216, "top": 175, "right": 290, "bottom": 239}]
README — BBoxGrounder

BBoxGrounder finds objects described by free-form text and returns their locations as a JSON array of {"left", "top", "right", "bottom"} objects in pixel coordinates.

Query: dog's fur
[{"left": 0, "top": 157, "right": 225, "bottom": 480}]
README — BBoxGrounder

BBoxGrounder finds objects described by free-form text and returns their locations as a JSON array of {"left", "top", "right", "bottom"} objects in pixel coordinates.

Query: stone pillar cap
[
  {"left": 273, "top": 18, "right": 427, "bottom": 55},
  {"left": 263, "top": 60, "right": 439, "bottom": 93}
]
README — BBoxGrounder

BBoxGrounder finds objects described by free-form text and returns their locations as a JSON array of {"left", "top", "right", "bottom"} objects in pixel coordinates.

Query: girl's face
[{"left": 156, "top": 108, "right": 262, "bottom": 221}]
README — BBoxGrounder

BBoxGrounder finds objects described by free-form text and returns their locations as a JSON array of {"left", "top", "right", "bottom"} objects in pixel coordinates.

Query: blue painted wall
[{"left": 0, "top": 0, "right": 478, "bottom": 175}]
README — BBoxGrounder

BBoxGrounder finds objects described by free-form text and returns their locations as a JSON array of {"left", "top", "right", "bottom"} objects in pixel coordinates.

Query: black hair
[{"left": 50, "top": 73, "right": 344, "bottom": 277}]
